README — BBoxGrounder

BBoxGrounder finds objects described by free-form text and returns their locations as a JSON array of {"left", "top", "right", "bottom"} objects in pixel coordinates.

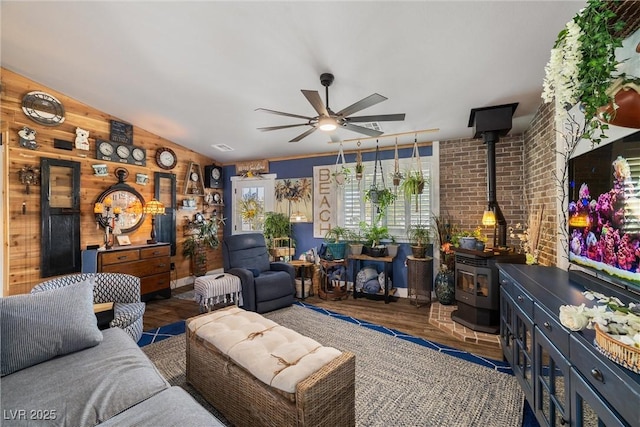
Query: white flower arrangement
[
  {"left": 559, "top": 291, "right": 640, "bottom": 348},
  {"left": 542, "top": 17, "right": 583, "bottom": 119}
]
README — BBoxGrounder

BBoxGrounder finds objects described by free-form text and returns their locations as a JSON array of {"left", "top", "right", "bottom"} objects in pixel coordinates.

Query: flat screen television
[{"left": 568, "top": 130, "right": 640, "bottom": 291}]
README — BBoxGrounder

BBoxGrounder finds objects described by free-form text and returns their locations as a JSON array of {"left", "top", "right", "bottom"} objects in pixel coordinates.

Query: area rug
[
  {"left": 138, "top": 320, "right": 185, "bottom": 347},
  {"left": 142, "top": 304, "right": 525, "bottom": 427}
]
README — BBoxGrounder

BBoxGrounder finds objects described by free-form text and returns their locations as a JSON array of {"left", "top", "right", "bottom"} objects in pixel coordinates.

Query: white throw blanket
[{"left": 194, "top": 274, "right": 243, "bottom": 311}]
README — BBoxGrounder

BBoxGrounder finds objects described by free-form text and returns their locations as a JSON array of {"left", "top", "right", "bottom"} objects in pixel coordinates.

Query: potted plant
[
  {"left": 324, "top": 226, "right": 349, "bottom": 259},
  {"left": 332, "top": 165, "right": 352, "bottom": 187},
  {"left": 182, "top": 218, "right": 220, "bottom": 276},
  {"left": 407, "top": 223, "right": 430, "bottom": 258},
  {"left": 391, "top": 171, "right": 404, "bottom": 187},
  {"left": 400, "top": 171, "right": 426, "bottom": 211},
  {"left": 355, "top": 150, "right": 364, "bottom": 181},
  {"left": 359, "top": 221, "right": 390, "bottom": 257},
  {"left": 263, "top": 212, "right": 294, "bottom": 259},
  {"left": 345, "top": 229, "right": 364, "bottom": 255},
  {"left": 381, "top": 234, "right": 399, "bottom": 258},
  {"left": 364, "top": 185, "right": 397, "bottom": 224}
]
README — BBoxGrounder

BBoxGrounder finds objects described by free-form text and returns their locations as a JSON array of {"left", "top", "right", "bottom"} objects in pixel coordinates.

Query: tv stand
[{"left": 497, "top": 264, "right": 639, "bottom": 427}]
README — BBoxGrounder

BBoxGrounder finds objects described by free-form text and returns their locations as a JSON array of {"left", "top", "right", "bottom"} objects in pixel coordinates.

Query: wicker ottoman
[{"left": 186, "top": 307, "right": 356, "bottom": 427}]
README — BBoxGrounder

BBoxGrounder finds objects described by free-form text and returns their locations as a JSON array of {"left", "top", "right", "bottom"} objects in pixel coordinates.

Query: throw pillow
[
  {"left": 1, "top": 280, "right": 103, "bottom": 376},
  {"left": 248, "top": 268, "right": 261, "bottom": 278}
]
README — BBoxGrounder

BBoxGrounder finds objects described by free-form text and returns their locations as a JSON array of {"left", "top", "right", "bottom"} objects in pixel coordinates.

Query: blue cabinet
[{"left": 498, "top": 264, "right": 639, "bottom": 427}]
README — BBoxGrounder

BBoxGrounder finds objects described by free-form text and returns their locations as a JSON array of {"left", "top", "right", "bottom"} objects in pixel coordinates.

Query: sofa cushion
[
  {"left": 0, "top": 328, "right": 169, "bottom": 426},
  {"left": 0, "top": 280, "right": 103, "bottom": 376},
  {"left": 99, "top": 386, "right": 225, "bottom": 427}
]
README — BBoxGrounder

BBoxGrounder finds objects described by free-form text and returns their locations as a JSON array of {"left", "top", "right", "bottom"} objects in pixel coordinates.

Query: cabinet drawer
[
  {"left": 534, "top": 302, "right": 570, "bottom": 355},
  {"left": 141, "top": 272, "right": 171, "bottom": 295},
  {"left": 102, "top": 257, "right": 171, "bottom": 277},
  {"left": 141, "top": 245, "right": 170, "bottom": 259},
  {"left": 570, "top": 335, "right": 638, "bottom": 423},
  {"left": 100, "top": 249, "right": 140, "bottom": 265},
  {"left": 510, "top": 283, "right": 534, "bottom": 320}
]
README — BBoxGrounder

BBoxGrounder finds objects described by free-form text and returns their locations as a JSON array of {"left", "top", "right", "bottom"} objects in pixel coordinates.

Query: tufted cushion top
[{"left": 188, "top": 307, "right": 342, "bottom": 393}]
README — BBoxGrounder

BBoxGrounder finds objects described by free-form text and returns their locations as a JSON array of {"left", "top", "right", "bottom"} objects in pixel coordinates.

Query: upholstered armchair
[
  {"left": 222, "top": 233, "right": 295, "bottom": 313},
  {"left": 32, "top": 273, "right": 145, "bottom": 342}
]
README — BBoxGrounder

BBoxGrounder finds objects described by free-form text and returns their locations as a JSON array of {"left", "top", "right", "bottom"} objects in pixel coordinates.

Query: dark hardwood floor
[{"left": 143, "top": 286, "right": 503, "bottom": 360}]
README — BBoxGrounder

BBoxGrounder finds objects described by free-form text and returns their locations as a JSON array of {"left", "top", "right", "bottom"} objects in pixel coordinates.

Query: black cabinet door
[
  {"left": 40, "top": 158, "right": 81, "bottom": 277},
  {"left": 154, "top": 172, "right": 176, "bottom": 256}
]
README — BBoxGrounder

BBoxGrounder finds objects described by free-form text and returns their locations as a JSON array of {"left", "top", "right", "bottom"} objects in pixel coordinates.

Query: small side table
[
  {"left": 289, "top": 260, "right": 314, "bottom": 300},
  {"left": 406, "top": 256, "right": 433, "bottom": 307},
  {"left": 319, "top": 258, "right": 348, "bottom": 300}
]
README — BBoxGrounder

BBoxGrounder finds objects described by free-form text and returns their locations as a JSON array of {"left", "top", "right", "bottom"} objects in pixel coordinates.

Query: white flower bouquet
[{"left": 559, "top": 290, "right": 640, "bottom": 372}]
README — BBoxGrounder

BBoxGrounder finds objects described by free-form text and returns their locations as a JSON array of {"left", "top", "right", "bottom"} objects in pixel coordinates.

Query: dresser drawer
[
  {"left": 570, "top": 335, "right": 639, "bottom": 423},
  {"left": 102, "top": 257, "right": 171, "bottom": 277},
  {"left": 534, "top": 302, "right": 570, "bottom": 355},
  {"left": 510, "top": 282, "right": 534, "bottom": 320},
  {"left": 100, "top": 249, "right": 140, "bottom": 265},
  {"left": 141, "top": 272, "right": 171, "bottom": 295},
  {"left": 141, "top": 245, "right": 170, "bottom": 259}
]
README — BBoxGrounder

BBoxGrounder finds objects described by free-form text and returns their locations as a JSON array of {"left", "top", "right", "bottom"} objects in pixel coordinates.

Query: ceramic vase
[{"left": 435, "top": 269, "right": 455, "bottom": 305}]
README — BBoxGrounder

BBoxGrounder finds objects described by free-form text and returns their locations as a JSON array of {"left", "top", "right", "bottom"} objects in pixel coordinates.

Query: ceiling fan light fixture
[{"left": 318, "top": 116, "right": 337, "bottom": 131}]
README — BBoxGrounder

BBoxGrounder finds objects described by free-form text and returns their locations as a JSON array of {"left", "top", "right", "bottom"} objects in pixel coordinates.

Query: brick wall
[
  {"left": 523, "top": 102, "right": 558, "bottom": 266},
  {"left": 439, "top": 135, "right": 526, "bottom": 249}
]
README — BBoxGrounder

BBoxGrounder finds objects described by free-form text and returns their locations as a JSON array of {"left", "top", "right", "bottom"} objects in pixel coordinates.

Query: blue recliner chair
[{"left": 222, "top": 233, "right": 295, "bottom": 313}]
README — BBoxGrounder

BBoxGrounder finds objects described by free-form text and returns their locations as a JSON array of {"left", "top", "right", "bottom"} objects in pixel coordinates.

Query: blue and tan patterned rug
[{"left": 142, "top": 302, "right": 534, "bottom": 426}]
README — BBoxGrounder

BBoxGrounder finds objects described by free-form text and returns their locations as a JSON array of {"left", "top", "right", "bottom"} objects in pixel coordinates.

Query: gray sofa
[{"left": 1, "top": 279, "right": 223, "bottom": 426}]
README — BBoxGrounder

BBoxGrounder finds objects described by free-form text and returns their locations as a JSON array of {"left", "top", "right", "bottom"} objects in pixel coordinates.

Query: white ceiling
[{"left": 1, "top": 1, "right": 584, "bottom": 163}]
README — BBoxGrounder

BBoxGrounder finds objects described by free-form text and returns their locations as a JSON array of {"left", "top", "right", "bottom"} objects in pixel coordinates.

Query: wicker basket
[{"left": 594, "top": 324, "right": 640, "bottom": 374}]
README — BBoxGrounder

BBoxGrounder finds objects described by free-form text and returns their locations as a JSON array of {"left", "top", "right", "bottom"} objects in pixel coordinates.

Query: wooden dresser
[{"left": 97, "top": 243, "right": 171, "bottom": 301}]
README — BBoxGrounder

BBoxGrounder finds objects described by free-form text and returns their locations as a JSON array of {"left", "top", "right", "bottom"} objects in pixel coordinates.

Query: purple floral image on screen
[{"left": 569, "top": 152, "right": 640, "bottom": 288}]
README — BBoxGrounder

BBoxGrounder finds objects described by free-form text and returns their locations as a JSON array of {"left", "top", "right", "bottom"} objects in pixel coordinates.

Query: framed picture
[
  {"left": 116, "top": 235, "right": 132, "bottom": 246},
  {"left": 275, "top": 178, "right": 313, "bottom": 223}
]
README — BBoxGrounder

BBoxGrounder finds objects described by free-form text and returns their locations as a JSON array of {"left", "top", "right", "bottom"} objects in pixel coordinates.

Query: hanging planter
[
  {"left": 364, "top": 143, "right": 396, "bottom": 223},
  {"left": 332, "top": 144, "right": 351, "bottom": 187},
  {"left": 392, "top": 138, "right": 403, "bottom": 187},
  {"left": 355, "top": 149, "right": 364, "bottom": 181},
  {"left": 400, "top": 140, "right": 427, "bottom": 211}
]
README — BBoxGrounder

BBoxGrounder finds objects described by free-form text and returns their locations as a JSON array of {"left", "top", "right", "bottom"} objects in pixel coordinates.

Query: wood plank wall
[{"left": 1, "top": 68, "right": 223, "bottom": 295}]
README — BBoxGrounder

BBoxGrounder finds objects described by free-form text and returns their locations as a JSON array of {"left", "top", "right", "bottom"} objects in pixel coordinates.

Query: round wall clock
[
  {"left": 156, "top": 147, "right": 177, "bottom": 170},
  {"left": 21, "top": 91, "right": 66, "bottom": 126}
]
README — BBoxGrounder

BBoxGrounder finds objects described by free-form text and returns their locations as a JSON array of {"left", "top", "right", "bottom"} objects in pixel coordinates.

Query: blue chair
[{"left": 222, "top": 233, "right": 295, "bottom": 313}]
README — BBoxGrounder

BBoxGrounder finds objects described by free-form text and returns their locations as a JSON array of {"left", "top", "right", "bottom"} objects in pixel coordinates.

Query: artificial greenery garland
[{"left": 542, "top": 0, "right": 626, "bottom": 144}]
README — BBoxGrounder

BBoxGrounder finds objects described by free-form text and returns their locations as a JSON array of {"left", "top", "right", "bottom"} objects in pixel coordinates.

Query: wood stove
[{"left": 451, "top": 248, "right": 524, "bottom": 333}]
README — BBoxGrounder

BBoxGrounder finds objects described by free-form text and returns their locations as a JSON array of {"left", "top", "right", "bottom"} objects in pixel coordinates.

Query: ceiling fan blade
[
  {"left": 301, "top": 90, "right": 329, "bottom": 117},
  {"left": 289, "top": 126, "right": 318, "bottom": 143},
  {"left": 256, "top": 108, "right": 315, "bottom": 121},
  {"left": 342, "top": 123, "right": 384, "bottom": 137},
  {"left": 345, "top": 113, "right": 406, "bottom": 123},
  {"left": 258, "top": 123, "right": 310, "bottom": 131},
  {"left": 336, "top": 93, "right": 387, "bottom": 117}
]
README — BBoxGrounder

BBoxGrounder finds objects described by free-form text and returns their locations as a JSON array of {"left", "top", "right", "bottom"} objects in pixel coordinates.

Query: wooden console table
[
  {"left": 349, "top": 254, "right": 397, "bottom": 303},
  {"left": 97, "top": 243, "right": 171, "bottom": 301}
]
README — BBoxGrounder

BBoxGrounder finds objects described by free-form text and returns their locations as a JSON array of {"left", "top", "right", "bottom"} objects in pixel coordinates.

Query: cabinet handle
[
  {"left": 118, "top": 256, "right": 128, "bottom": 260},
  {"left": 157, "top": 263, "right": 166, "bottom": 268},
  {"left": 543, "top": 322, "right": 551, "bottom": 330},
  {"left": 152, "top": 251, "right": 161, "bottom": 255},
  {"left": 590, "top": 368, "right": 604, "bottom": 383},
  {"left": 517, "top": 295, "right": 523, "bottom": 302}
]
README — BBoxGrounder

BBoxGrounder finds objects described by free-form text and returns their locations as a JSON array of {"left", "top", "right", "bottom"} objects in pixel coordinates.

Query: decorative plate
[{"left": 21, "top": 91, "right": 66, "bottom": 126}]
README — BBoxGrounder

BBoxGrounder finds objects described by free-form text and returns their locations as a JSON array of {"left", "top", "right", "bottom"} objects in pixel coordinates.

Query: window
[
  {"left": 230, "top": 175, "right": 275, "bottom": 234},
  {"left": 340, "top": 157, "right": 432, "bottom": 241}
]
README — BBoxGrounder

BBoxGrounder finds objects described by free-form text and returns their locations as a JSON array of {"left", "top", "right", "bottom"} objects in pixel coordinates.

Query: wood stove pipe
[{"left": 484, "top": 130, "right": 507, "bottom": 247}]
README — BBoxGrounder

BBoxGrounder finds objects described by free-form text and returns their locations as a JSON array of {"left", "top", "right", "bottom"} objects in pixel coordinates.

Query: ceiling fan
[{"left": 257, "top": 73, "right": 406, "bottom": 143}]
